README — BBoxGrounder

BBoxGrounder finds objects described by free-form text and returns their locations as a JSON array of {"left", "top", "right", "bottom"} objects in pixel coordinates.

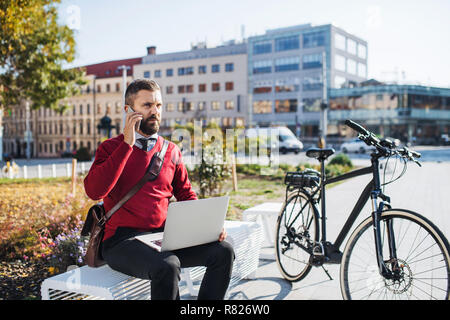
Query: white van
[{"left": 245, "top": 126, "right": 303, "bottom": 154}]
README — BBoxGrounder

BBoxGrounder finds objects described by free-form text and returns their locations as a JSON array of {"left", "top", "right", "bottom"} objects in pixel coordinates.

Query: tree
[{"left": 0, "top": 0, "right": 86, "bottom": 114}]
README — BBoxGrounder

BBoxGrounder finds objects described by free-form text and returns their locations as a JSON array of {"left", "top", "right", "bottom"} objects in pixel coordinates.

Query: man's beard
[{"left": 139, "top": 115, "right": 160, "bottom": 136}]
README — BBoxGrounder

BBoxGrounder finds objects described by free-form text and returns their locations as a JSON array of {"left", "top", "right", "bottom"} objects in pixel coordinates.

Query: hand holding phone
[{"left": 123, "top": 106, "right": 143, "bottom": 146}]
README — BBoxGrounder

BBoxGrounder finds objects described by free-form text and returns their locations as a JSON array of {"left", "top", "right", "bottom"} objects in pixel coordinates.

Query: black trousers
[{"left": 101, "top": 227, "right": 235, "bottom": 300}]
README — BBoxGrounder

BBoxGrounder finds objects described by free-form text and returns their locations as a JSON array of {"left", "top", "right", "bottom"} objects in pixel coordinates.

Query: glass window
[
  {"left": 186, "top": 67, "right": 193, "bottom": 75},
  {"left": 154, "top": 70, "right": 161, "bottom": 78},
  {"left": 212, "top": 83, "right": 220, "bottom": 91},
  {"left": 253, "top": 60, "right": 272, "bottom": 74},
  {"left": 358, "top": 63, "right": 367, "bottom": 78},
  {"left": 275, "top": 36, "right": 300, "bottom": 51},
  {"left": 166, "top": 103, "right": 174, "bottom": 112},
  {"left": 334, "top": 76, "right": 346, "bottom": 88},
  {"left": 335, "top": 54, "right": 346, "bottom": 72},
  {"left": 302, "top": 75, "right": 323, "bottom": 91},
  {"left": 253, "top": 100, "right": 272, "bottom": 114},
  {"left": 198, "top": 65, "right": 207, "bottom": 74},
  {"left": 347, "top": 59, "right": 357, "bottom": 75},
  {"left": 166, "top": 86, "right": 173, "bottom": 94},
  {"left": 225, "top": 100, "right": 234, "bottom": 110},
  {"left": 275, "top": 83, "right": 299, "bottom": 92},
  {"left": 225, "top": 82, "right": 234, "bottom": 91},
  {"left": 198, "top": 84, "right": 206, "bottom": 92},
  {"left": 166, "top": 68, "right": 173, "bottom": 77},
  {"left": 347, "top": 38, "right": 357, "bottom": 55},
  {"left": 253, "top": 40, "right": 272, "bottom": 54},
  {"left": 186, "top": 85, "right": 194, "bottom": 93},
  {"left": 358, "top": 44, "right": 367, "bottom": 59},
  {"left": 303, "top": 31, "right": 325, "bottom": 48},
  {"left": 178, "top": 85, "right": 185, "bottom": 93},
  {"left": 303, "top": 98, "right": 322, "bottom": 112},
  {"left": 253, "top": 86, "right": 272, "bottom": 94},
  {"left": 143, "top": 71, "right": 150, "bottom": 78},
  {"left": 275, "top": 99, "right": 297, "bottom": 113},
  {"left": 275, "top": 56, "right": 300, "bottom": 72},
  {"left": 211, "top": 101, "right": 220, "bottom": 110},
  {"left": 212, "top": 64, "right": 220, "bottom": 73},
  {"left": 302, "top": 53, "right": 323, "bottom": 69},
  {"left": 335, "top": 33, "right": 346, "bottom": 50},
  {"left": 225, "top": 63, "right": 234, "bottom": 72},
  {"left": 178, "top": 67, "right": 185, "bottom": 76},
  {"left": 198, "top": 101, "right": 206, "bottom": 110}
]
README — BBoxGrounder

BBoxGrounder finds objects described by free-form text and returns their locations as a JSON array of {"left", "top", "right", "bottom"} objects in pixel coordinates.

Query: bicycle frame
[{"left": 299, "top": 152, "right": 397, "bottom": 278}]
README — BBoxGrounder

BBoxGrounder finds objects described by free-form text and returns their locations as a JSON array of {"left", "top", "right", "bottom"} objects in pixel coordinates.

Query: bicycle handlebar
[{"left": 345, "top": 119, "right": 421, "bottom": 165}]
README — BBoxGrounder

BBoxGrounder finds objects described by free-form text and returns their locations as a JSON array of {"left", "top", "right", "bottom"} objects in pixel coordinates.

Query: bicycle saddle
[{"left": 306, "top": 148, "right": 335, "bottom": 160}]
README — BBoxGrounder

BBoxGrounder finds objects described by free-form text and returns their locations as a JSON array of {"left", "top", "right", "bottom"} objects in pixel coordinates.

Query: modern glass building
[
  {"left": 247, "top": 24, "right": 368, "bottom": 137},
  {"left": 329, "top": 81, "right": 450, "bottom": 145}
]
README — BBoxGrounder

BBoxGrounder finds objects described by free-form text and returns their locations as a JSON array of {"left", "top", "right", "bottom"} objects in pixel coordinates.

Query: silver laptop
[{"left": 134, "top": 196, "right": 229, "bottom": 252}]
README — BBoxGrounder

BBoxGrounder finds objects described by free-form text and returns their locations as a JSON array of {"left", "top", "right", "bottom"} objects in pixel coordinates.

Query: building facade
[
  {"left": 247, "top": 24, "right": 368, "bottom": 137},
  {"left": 328, "top": 82, "right": 450, "bottom": 144},
  {"left": 133, "top": 42, "right": 248, "bottom": 136},
  {"left": 2, "top": 57, "right": 142, "bottom": 158}
]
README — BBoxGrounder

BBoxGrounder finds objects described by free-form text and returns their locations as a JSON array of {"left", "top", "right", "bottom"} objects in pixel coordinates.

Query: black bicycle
[{"left": 275, "top": 119, "right": 450, "bottom": 300}]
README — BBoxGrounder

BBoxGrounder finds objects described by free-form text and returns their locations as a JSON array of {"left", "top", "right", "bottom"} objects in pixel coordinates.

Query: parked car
[
  {"left": 340, "top": 138, "right": 376, "bottom": 154},
  {"left": 245, "top": 126, "right": 303, "bottom": 154}
]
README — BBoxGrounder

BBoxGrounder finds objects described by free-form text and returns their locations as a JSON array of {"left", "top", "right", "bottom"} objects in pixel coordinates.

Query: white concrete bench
[
  {"left": 41, "top": 220, "right": 262, "bottom": 300},
  {"left": 242, "top": 202, "right": 283, "bottom": 260}
]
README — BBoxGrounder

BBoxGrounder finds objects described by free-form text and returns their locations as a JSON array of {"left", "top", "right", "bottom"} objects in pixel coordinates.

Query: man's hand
[
  {"left": 123, "top": 110, "right": 143, "bottom": 146},
  {"left": 218, "top": 228, "right": 227, "bottom": 242}
]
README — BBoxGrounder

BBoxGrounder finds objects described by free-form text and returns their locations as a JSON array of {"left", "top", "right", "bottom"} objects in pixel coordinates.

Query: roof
[{"left": 84, "top": 57, "right": 143, "bottom": 79}]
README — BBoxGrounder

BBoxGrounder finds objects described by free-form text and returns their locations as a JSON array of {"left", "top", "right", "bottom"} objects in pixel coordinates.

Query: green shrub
[
  {"left": 328, "top": 154, "right": 353, "bottom": 168},
  {"left": 74, "top": 147, "right": 91, "bottom": 162}
]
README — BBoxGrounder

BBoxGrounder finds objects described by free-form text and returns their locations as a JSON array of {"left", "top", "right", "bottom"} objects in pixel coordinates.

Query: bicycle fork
[{"left": 370, "top": 191, "right": 398, "bottom": 280}]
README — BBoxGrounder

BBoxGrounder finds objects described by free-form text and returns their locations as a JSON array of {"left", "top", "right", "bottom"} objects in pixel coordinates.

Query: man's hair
[{"left": 125, "top": 79, "right": 161, "bottom": 106}]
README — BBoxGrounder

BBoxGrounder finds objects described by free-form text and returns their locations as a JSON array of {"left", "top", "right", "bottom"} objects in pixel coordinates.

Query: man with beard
[{"left": 83, "top": 79, "right": 234, "bottom": 300}]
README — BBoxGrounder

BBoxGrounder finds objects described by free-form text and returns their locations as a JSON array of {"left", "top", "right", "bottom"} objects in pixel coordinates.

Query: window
[
  {"left": 198, "top": 101, "right": 206, "bottom": 110},
  {"left": 106, "top": 84, "right": 110, "bottom": 92},
  {"left": 198, "top": 65, "right": 207, "bottom": 74},
  {"left": 211, "top": 101, "right": 220, "bottom": 110},
  {"left": 225, "top": 82, "right": 234, "bottom": 91},
  {"left": 376, "top": 94, "right": 384, "bottom": 101},
  {"left": 225, "top": 101, "right": 234, "bottom": 110},
  {"left": 303, "top": 98, "right": 322, "bottom": 112},
  {"left": 302, "top": 53, "right": 322, "bottom": 69},
  {"left": 166, "top": 103, "right": 174, "bottom": 112},
  {"left": 185, "top": 67, "right": 194, "bottom": 75},
  {"left": 253, "top": 100, "right": 272, "bottom": 114},
  {"left": 358, "top": 63, "right": 367, "bottom": 78},
  {"left": 177, "top": 102, "right": 183, "bottom": 111},
  {"left": 275, "top": 99, "right": 297, "bottom": 113},
  {"left": 275, "top": 36, "right": 300, "bottom": 52},
  {"left": 358, "top": 44, "right": 367, "bottom": 59},
  {"left": 79, "top": 104, "right": 83, "bottom": 115},
  {"left": 186, "top": 85, "right": 194, "bottom": 93},
  {"left": 275, "top": 83, "right": 299, "bottom": 92},
  {"left": 347, "top": 38, "right": 357, "bottom": 55},
  {"left": 253, "top": 60, "right": 272, "bottom": 74},
  {"left": 303, "top": 75, "right": 323, "bottom": 91},
  {"left": 335, "top": 33, "right": 346, "bottom": 51},
  {"left": 347, "top": 59, "right": 357, "bottom": 75},
  {"left": 253, "top": 40, "right": 272, "bottom": 54},
  {"left": 334, "top": 76, "right": 346, "bottom": 88},
  {"left": 166, "top": 68, "right": 173, "bottom": 77},
  {"left": 335, "top": 54, "right": 346, "bottom": 72},
  {"left": 303, "top": 31, "right": 326, "bottom": 48},
  {"left": 178, "top": 85, "right": 185, "bottom": 94},
  {"left": 80, "top": 122, "right": 83, "bottom": 135},
  {"left": 198, "top": 84, "right": 206, "bottom": 92},
  {"left": 275, "top": 56, "right": 300, "bottom": 72},
  {"left": 186, "top": 102, "right": 194, "bottom": 111},
  {"left": 212, "top": 83, "right": 220, "bottom": 92},
  {"left": 154, "top": 70, "right": 161, "bottom": 78},
  {"left": 225, "top": 63, "right": 234, "bottom": 72},
  {"left": 166, "top": 86, "right": 173, "bottom": 94},
  {"left": 87, "top": 121, "right": 91, "bottom": 135},
  {"left": 212, "top": 64, "right": 220, "bottom": 73},
  {"left": 253, "top": 86, "right": 272, "bottom": 94},
  {"left": 116, "top": 83, "right": 120, "bottom": 92},
  {"left": 178, "top": 67, "right": 193, "bottom": 75},
  {"left": 143, "top": 71, "right": 150, "bottom": 78},
  {"left": 115, "top": 102, "right": 120, "bottom": 114}
]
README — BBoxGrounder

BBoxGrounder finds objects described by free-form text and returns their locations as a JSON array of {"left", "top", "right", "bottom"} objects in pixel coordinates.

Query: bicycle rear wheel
[
  {"left": 340, "top": 209, "right": 450, "bottom": 300},
  {"left": 275, "top": 192, "right": 319, "bottom": 282}
]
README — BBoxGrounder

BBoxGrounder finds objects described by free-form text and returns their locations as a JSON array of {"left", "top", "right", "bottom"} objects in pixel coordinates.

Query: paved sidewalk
[{"left": 207, "top": 161, "right": 450, "bottom": 300}]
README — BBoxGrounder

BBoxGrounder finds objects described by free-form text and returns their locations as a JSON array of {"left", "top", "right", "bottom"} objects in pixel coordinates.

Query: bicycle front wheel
[
  {"left": 275, "top": 192, "right": 319, "bottom": 282},
  {"left": 340, "top": 209, "right": 450, "bottom": 300}
]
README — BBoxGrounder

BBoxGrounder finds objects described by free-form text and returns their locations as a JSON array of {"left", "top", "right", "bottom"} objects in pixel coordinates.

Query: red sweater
[{"left": 83, "top": 134, "right": 197, "bottom": 241}]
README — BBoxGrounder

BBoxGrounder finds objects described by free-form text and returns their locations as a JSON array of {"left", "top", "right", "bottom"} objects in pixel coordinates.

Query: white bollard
[
  {"left": 52, "top": 164, "right": 56, "bottom": 178},
  {"left": 38, "top": 165, "right": 42, "bottom": 179},
  {"left": 66, "top": 163, "right": 70, "bottom": 177},
  {"left": 81, "top": 162, "right": 85, "bottom": 174},
  {"left": 23, "top": 165, "right": 28, "bottom": 179}
]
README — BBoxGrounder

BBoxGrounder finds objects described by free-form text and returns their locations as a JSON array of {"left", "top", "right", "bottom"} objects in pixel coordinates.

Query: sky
[{"left": 59, "top": 0, "right": 450, "bottom": 88}]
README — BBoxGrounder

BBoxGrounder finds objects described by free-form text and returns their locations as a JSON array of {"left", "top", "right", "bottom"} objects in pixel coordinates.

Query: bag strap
[{"left": 98, "top": 138, "right": 170, "bottom": 227}]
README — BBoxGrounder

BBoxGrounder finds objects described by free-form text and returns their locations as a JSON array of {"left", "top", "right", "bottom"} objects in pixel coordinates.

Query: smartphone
[{"left": 127, "top": 106, "right": 141, "bottom": 131}]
